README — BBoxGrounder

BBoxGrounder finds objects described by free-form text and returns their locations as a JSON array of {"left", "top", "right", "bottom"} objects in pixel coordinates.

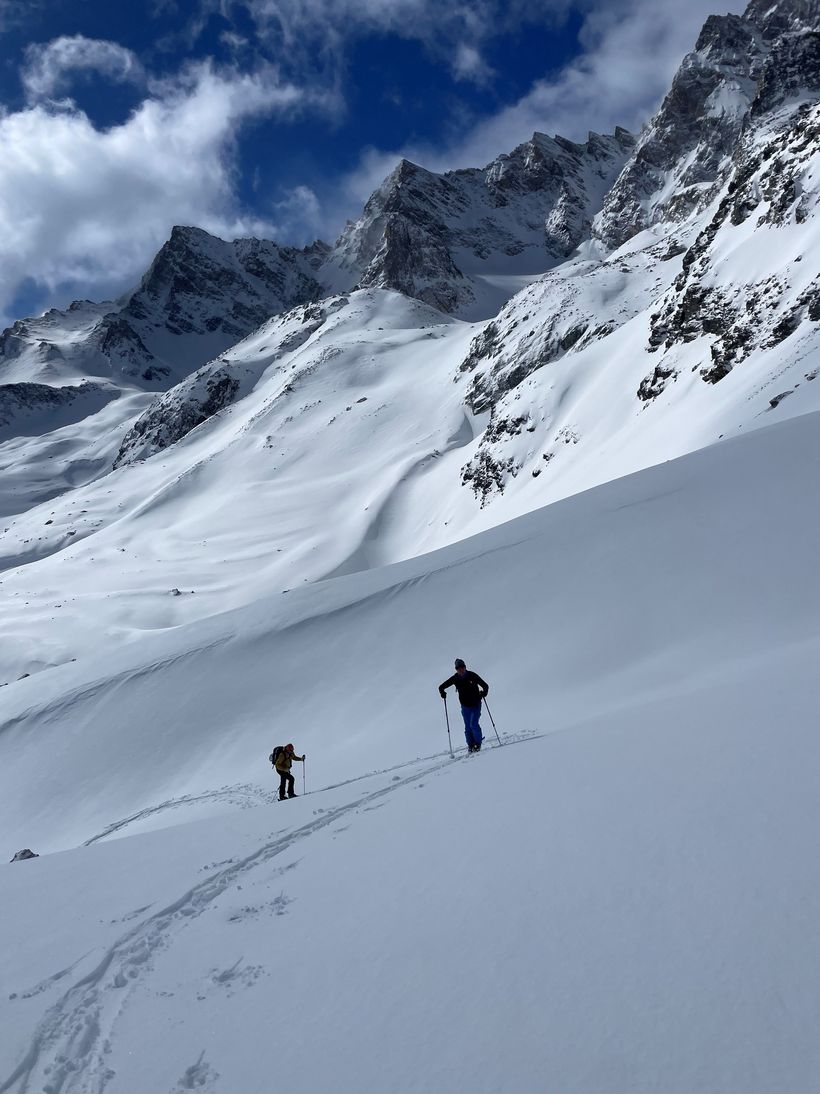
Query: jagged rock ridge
[
  {"left": 594, "top": 0, "right": 820, "bottom": 249},
  {"left": 458, "top": 0, "right": 820, "bottom": 501},
  {"left": 332, "top": 129, "right": 635, "bottom": 318}
]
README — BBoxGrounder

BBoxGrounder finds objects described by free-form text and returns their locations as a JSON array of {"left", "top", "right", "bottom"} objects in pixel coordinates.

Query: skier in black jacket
[{"left": 439, "top": 658, "right": 489, "bottom": 752}]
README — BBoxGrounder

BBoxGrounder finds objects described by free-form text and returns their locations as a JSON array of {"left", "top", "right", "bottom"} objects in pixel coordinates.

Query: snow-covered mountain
[
  {"left": 0, "top": 126, "right": 633, "bottom": 467},
  {"left": 331, "top": 128, "right": 635, "bottom": 318},
  {"left": 456, "top": 0, "right": 820, "bottom": 501},
  {"left": 0, "top": 0, "right": 817, "bottom": 682},
  {"left": 0, "top": 228, "right": 329, "bottom": 512},
  {"left": 0, "top": 227, "right": 327, "bottom": 395},
  {"left": 595, "top": 0, "right": 820, "bottom": 249},
  {"left": 2, "top": 0, "right": 820, "bottom": 1087}
]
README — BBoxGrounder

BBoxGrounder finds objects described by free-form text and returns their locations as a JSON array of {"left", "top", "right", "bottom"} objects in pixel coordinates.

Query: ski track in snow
[
  {"left": 81, "top": 730, "right": 542, "bottom": 846},
  {"left": 82, "top": 785, "right": 280, "bottom": 847},
  {"left": 1, "top": 737, "right": 534, "bottom": 1094}
]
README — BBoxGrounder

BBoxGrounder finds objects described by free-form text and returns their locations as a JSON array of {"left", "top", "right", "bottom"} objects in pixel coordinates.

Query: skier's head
[
  {"left": 454, "top": 658, "right": 466, "bottom": 673},
  {"left": 285, "top": 743, "right": 294, "bottom": 752}
]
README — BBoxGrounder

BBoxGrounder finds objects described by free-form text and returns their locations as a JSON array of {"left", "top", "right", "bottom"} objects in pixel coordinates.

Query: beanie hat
[{"left": 454, "top": 658, "right": 466, "bottom": 669}]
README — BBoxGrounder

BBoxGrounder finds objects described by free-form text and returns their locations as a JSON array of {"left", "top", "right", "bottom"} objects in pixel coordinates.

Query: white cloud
[
  {"left": 271, "top": 185, "right": 323, "bottom": 243},
  {"left": 0, "top": 61, "right": 335, "bottom": 322},
  {"left": 241, "top": 0, "right": 569, "bottom": 83},
  {"left": 452, "top": 43, "right": 495, "bottom": 86},
  {"left": 22, "top": 35, "right": 146, "bottom": 101}
]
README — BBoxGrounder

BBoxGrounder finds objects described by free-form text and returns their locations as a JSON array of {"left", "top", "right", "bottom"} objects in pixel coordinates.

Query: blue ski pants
[{"left": 461, "top": 704, "right": 483, "bottom": 750}]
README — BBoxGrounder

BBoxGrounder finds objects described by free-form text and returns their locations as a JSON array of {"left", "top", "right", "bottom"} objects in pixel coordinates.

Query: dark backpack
[{"left": 270, "top": 745, "right": 284, "bottom": 767}]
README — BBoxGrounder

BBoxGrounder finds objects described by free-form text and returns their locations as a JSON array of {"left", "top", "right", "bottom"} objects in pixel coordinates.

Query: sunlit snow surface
[{"left": 1, "top": 410, "right": 819, "bottom": 1093}]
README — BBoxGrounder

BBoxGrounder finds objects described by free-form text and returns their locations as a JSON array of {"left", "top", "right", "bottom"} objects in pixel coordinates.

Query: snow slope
[
  {"left": 0, "top": 291, "right": 480, "bottom": 683},
  {"left": 2, "top": 409, "right": 820, "bottom": 1093},
  {"left": 1, "top": 405, "right": 818, "bottom": 850},
  {"left": 2, "top": 231, "right": 818, "bottom": 687}
]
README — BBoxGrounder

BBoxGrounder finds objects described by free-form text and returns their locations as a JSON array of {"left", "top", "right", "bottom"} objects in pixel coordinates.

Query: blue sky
[{"left": 0, "top": 0, "right": 746, "bottom": 324}]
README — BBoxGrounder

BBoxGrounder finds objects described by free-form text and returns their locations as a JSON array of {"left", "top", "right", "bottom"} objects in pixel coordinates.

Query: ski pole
[
  {"left": 443, "top": 695, "right": 454, "bottom": 758},
  {"left": 303, "top": 757, "right": 306, "bottom": 796},
  {"left": 483, "top": 698, "right": 502, "bottom": 746}
]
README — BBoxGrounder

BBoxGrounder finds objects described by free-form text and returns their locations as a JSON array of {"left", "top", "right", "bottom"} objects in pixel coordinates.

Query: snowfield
[{"left": 2, "top": 409, "right": 820, "bottom": 1092}]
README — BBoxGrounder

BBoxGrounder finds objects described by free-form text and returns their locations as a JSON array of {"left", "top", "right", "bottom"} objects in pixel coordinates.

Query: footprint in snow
[
  {"left": 227, "top": 892, "right": 293, "bottom": 922},
  {"left": 174, "top": 1051, "right": 219, "bottom": 1090},
  {"left": 200, "top": 959, "right": 266, "bottom": 998}
]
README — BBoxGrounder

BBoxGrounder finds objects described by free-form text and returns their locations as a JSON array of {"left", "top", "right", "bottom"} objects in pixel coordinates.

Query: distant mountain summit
[
  {"left": 0, "top": 125, "right": 634, "bottom": 439},
  {"left": 0, "top": 227, "right": 325, "bottom": 394},
  {"left": 332, "top": 129, "right": 635, "bottom": 318}
]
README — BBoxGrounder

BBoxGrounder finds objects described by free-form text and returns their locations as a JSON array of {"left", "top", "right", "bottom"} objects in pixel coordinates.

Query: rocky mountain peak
[
  {"left": 743, "top": 0, "right": 820, "bottom": 38},
  {"left": 592, "top": 0, "right": 818, "bottom": 250},
  {"left": 333, "top": 126, "right": 634, "bottom": 318},
  {"left": 0, "top": 224, "right": 327, "bottom": 411}
]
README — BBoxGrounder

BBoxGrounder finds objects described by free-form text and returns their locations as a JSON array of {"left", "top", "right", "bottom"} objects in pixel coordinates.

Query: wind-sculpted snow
[{"left": 0, "top": 291, "right": 479, "bottom": 682}]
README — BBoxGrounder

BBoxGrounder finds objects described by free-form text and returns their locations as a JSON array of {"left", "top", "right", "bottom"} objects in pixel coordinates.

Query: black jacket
[{"left": 439, "top": 670, "right": 489, "bottom": 708}]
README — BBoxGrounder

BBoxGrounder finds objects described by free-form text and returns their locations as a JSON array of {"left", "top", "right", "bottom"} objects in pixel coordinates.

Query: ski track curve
[
  {"left": 0, "top": 750, "right": 470, "bottom": 1094},
  {"left": 82, "top": 784, "right": 280, "bottom": 846},
  {"left": 82, "top": 730, "right": 543, "bottom": 845}
]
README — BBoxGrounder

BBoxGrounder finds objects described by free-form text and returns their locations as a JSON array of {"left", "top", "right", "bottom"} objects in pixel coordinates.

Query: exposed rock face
[
  {"left": 458, "top": 245, "right": 668, "bottom": 413},
  {"left": 110, "top": 227, "right": 325, "bottom": 379},
  {"left": 10, "top": 848, "right": 38, "bottom": 861},
  {"left": 594, "top": 16, "right": 766, "bottom": 250},
  {"left": 595, "top": 0, "right": 820, "bottom": 251},
  {"left": 743, "top": 0, "right": 820, "bottom": 37},
  {"left": 751, "top": 21, "right": 820, "bottom": 114},
  {"left": 646, "top": 99, "right": 820, "bottom": 386},
  {"left": 333, "top": 129, "right": 635, "bottom": 317},
  {"left": 452, "top": 0, "right": 820, "bottom": 502}
]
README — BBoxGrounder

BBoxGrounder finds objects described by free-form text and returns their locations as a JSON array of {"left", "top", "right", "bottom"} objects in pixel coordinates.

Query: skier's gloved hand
[{"left": 439, "top": 692, "right": 446, "bottom": 699}]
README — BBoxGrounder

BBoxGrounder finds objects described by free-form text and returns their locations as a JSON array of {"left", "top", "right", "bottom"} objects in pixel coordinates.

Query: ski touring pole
[
  {"left": 303, "top": 757, "right": 306, "bottom": 796},
  {"left": 443, "top": 695, "right": 454, "bottom": 758},
  {"left": 483, "top": 697, "right": 502, "bottom": 746}
]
